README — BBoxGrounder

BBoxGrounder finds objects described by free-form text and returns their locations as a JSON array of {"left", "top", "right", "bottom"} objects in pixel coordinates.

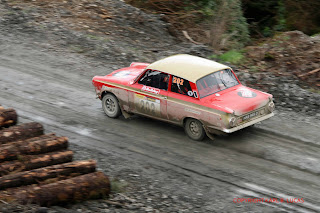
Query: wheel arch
[
  {"left": 101, "top": 92, "right": 122, "bottom": 118},
  {"left": 101, "top": 90, "right": 124, "bottom": 111},
  {"left": 101, "top": 90, "right": 110, "bottom": 99},
  {"left": 101, "top": 91, "right": 119, "bottom": 101},
  {"left": 182, "top": 116, "right": 205, "bottom": 127},
  {"left": 183, "top": 117, "right": 206, "bottom": 141}
]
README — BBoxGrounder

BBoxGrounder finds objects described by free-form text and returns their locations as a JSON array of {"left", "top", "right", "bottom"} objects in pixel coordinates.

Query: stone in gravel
[{"left": 36, "top": 207, "right": 49, "bottom": 213}]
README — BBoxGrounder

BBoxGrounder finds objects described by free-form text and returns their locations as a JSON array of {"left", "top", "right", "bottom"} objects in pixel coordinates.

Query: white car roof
[{"left": 147, "top": 54, "right": 230, "bottom": 83}]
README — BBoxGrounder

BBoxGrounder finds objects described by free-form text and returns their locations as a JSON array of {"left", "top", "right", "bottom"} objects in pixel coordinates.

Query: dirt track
[
  {"left": 0, "top": 37, "right": 319, "bottom": 213},
  {"left": 1, "top": 1, "right": 320, "bottom": 212}
]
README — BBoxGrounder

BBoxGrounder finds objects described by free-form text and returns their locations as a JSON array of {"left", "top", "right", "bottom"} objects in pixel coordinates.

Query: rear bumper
[{"left": 208, "top": 112, "right": 274, "bottom": 134}]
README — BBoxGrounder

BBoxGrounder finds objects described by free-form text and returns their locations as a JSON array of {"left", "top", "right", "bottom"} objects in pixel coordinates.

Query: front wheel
[
  {"left": 184, "top": 118, "right": 205, "bottom": 141},
  {"left": 102, "top": 93, "right": 122, "bottom": 118}
]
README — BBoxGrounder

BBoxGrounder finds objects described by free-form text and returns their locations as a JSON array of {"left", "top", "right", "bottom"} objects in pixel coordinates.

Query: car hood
[
  {"left": 202, "top": 85, "right": 272, "bottom": 115},
  {"left": 92, "top": 64, "right": 148, "bottom": 86}
]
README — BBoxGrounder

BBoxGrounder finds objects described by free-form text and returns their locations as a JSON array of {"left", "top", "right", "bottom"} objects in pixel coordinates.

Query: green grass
[
  {"left": 308, "top": 88, "right": 320, "bottom": 94},
  {"left": 249, "top": 65, "right": 260, "bottom": 72},
  {"left": 110, "top": 178, "right": 128, "bottom": 193},
  {"left": 86, "top": 34, "right": 110, "bottom": 42},
  {"left": 311, "top": 32, "right": 320, "bottom": 37},
  {"left": 69, "top": 45, "right": 87, "bottom": 53},
  {"left": 216, "top": 50, "right": 244, "bottom": 65}
]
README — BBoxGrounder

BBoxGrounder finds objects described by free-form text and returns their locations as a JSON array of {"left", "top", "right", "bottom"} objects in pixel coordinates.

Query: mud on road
[{"left": 1, "top": 1, "right": 320, "bottom": 212}]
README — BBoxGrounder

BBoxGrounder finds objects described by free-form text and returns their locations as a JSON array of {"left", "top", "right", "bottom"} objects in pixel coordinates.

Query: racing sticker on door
[{"left": 134, "top": 94, "right": 161, "bottom": 117}]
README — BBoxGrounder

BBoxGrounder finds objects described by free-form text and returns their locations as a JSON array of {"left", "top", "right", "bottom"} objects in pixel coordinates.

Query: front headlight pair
[{"left": 229, "top": 102, "right": 275, "bottom": 128}]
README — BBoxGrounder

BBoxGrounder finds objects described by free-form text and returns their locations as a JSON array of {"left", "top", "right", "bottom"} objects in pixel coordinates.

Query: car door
[
  {"left": 167, "top": 75, "right": 201, "bottom": 123},
  {"left": 129, "top": 69, "right": 168, "bottom": 120}
]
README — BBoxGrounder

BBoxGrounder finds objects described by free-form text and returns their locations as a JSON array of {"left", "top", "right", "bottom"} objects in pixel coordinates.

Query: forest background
[{"left": 126, "top": 0, "right": 320, "bottom": 50}]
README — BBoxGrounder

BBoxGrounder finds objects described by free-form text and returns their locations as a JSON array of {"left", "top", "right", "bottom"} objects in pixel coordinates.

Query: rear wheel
[
  {"left": 102, "top": 93, "right": 122, "bottom": 118},
  {"left": 184, "top": 118, "right": 205, "bottom": 141}
]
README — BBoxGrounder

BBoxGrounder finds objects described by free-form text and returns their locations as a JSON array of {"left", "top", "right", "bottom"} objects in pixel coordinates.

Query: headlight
[
  {"left": 267, "top": 102, "right": 275, "bottom": 112},
  {"left": 229, "top": 117, "right": 237, "bottom": 127}
]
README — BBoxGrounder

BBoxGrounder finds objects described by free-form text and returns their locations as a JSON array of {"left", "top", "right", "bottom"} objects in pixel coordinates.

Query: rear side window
[
  {"left": 171, "top": 76, "right": 196, "bottom": 98},
  {"left": 138, "top": 70, "right": 169, "bottom": 90}
]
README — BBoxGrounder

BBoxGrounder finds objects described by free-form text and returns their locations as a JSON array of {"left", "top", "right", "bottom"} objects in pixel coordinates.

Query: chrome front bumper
[{"left": 208, "top": 112, "right": 274, "bottom": 134}]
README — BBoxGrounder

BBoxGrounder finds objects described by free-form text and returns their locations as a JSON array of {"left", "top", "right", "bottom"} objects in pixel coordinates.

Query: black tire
[
  {"left": 102, "top": 93, "right": 122, "bottom": 118},
  {"left": 184, "top": 118, "right": 205, "bottom": 141}
]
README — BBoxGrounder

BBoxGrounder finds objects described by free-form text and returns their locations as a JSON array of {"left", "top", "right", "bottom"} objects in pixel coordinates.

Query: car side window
[
  {"left": 138, "top": 70, "right": 169, "bottom": 90},
  {"left": 171, "top": 75, "right": 194, "bottom": 97}
]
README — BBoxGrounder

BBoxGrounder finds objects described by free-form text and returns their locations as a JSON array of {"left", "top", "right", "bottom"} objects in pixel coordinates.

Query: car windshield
[{"left": 196, "top": 69, "right": 239, "bottom": 98}]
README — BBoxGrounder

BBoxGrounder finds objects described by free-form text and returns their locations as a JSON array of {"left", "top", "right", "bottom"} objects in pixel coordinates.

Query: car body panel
[
  {"left": 201, "top": 84, "right": 271, "bottom": 116},
  {"left": 147, "top": 54, "right": 230, "bottom": 83},
  {"left": 92, "top": 54, "right": 275, "bottom": 135},
  {"left": 129, "top": 83, "right": 168, "bottom": 119}
]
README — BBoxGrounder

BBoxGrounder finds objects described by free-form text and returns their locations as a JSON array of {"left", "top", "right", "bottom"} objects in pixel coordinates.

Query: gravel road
[{"left": 1, "top": 1, "right": 320, "bottom": 212}]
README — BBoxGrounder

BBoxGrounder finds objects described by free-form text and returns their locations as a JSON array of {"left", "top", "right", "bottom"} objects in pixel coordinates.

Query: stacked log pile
[{"left": 0, "top": 105, "right": 110, "bottom": 206}]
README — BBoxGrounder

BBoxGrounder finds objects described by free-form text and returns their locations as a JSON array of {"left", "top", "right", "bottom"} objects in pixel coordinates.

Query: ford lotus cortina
[{"left": 92, "top": 54, "right": 275, "bottom": 140}]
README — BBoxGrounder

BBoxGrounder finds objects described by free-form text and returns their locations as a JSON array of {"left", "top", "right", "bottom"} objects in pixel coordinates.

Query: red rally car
[{"left": 92, "top": 54, "right": 275, "bottom": 140}]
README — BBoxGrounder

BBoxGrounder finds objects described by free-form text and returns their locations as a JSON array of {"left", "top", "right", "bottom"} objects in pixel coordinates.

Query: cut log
[
  {"left": 14, "top": 133, "right": 56, "bottom": 143},
  {"left": 0, "top": 135, "right": 68, "bottom": 162},
  {"left": 0, "top": 171, "right": 110, "bottom": 206},
  {"left": 0, "top": 160, "right": 96, "bottom": 189},
  {"left": 0, "top": 108, "right": 17, "bottom": 128},
  {"left": 0, "top": 122, "right": 44, "bottom": 144},
  {"left": 18, "top": 135, "right": 68, "bottom": 154},
  {"left": 0, "top": 105, "right": 4, "bottom": 110},
  {"left": 0, "top": 150, "right": 73, "bottom": 176}
]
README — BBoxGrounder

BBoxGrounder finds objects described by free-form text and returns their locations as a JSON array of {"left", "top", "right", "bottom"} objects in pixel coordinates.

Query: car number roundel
[{"left": 134, "top": 94, "right": 161, "bottom": 116}]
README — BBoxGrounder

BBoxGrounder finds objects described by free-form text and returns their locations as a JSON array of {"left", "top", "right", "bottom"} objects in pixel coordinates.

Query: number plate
[{"left": 242, "top": 111, "right": 259, "bottom": 121}]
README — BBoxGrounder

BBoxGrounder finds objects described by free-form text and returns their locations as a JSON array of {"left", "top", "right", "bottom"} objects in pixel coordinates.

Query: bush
[
  {"left": 217, "top": 50, "right": 244, "bottom": 64},
  {"left": 126, "top": 0, "right": 250, "bottom": 50},
  {"left": 242, "top": 0, "right": 320, "bottom": 37},
  {"left": 206, "top": 0, "right": 250, "bottom": 49}
]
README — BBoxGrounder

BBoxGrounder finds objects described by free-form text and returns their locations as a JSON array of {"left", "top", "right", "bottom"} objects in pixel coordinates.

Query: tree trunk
[
  {"left": 0, "top": 150, "right": 73, "bottom": 176},
  {"left": 0, "top": 108, "right": 17, "bottom": 128},
  {"left": 0, "top": 135, "right": 69, "bottom": 162},
  {"left": 0, "top": 160, "right": 96, "bottom": 189},
  {"left": 0, "top": 122, "right": 44, "bottom": 144},
  {"left": 0, "top": 171, "right": 110, "bottom": 206}
]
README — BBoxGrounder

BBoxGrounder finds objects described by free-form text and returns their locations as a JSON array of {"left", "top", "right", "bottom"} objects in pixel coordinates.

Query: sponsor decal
[
  {"left": 102, "top": 85, "right": 110, "bottom": 90},
  {"left": 135, "top": 94, "right": 145, "bottom": 99},
  {"left": 141, "top": 85, "right": 160, "bottom": 94},
  {"left": 193, "top": 91, "right": 198, "bottom": 98},
  {"left": 185, "top": 108, "right": 201, "bottom": 115},
  {"left": 187, "top": 91, "right": 194, "bottom": 97},
  {"left": 113, "top": 71, "right": 131, "bottom": 78},
  {"left": 237, "top": 89, "right": 257, "bottom": 98}
]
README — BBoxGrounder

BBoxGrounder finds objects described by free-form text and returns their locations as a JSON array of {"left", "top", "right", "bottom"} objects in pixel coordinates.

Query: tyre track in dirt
[
  {"left": 12, "top": 109, "right": 320, "bottom": 213},
  {"left": 1, "top": 57, "right": 320, "bottom": 175}
]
